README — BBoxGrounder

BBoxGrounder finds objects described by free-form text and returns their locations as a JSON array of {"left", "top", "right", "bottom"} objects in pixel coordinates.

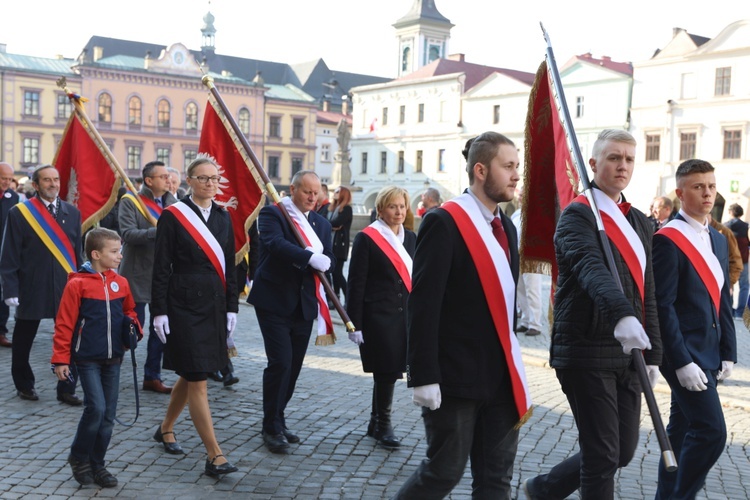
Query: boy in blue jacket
[{"left": 51, "top": 228, "right": 141, "bottom": 488}]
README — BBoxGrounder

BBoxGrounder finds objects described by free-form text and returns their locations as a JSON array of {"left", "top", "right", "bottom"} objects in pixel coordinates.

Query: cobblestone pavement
[{"left": 1, "top": 276, "right": 748, "bottom": 499}]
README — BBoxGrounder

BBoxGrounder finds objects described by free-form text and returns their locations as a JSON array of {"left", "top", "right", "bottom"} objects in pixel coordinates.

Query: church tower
[
  {"left": 392, "top": 0, "right": 454, "bottom": 77},
  {"left": 201, "top": 11, "right": 217, "bottom": 54}
]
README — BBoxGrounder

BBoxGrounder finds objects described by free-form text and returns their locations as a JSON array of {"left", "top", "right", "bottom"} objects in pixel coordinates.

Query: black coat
[
  {"left": 346, "top": 228, "right": 416, "bottom": 373},
  {"left": 151, "top": 199, "right": 238, "bottom": 373},
  {"left": 329, "top": 205, "right": 352, "bottom": 261},
  {"left": 551, "top": 199, "right": 661, "bottom": 369}
]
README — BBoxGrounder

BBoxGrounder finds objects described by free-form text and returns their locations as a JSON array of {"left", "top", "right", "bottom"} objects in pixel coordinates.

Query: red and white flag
[{"left": 198, "top": 94, "right": 265, "bottom": 264}]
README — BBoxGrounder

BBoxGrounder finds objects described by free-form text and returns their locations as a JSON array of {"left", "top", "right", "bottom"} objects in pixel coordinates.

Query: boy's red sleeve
[{"left": 51, "top": 278, "right": 81, "bottom": 365}]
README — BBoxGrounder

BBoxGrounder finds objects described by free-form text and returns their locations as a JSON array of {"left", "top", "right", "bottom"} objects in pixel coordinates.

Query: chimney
[
  {"left": 672, "top": 27, "right": 685, "bottom": 37},
  {"left": 144, "top": 50, "right": 151, "bottom": 70},
  {"left": 601, "top": 56, "right": 611, "bottom": 62},
  {"left": 447, "top": 53, "right": 465, "bottom": 62},
  {"left": 93, "top": 46, "right": 103, "bottom": 62},
  {"left": 322, "top": 100, "right": 330, "bottom": 112},
  {"left": 342, "top": 100, "right": 349, "bottom": 115}
]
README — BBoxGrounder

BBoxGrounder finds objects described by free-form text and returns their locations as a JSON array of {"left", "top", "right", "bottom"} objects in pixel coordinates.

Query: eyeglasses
[
  {"left": 149, "top": 174, "right": 170, "bottom": 180},
  {"left": 189, "top": 175, "right": 221, "bottom": 184}
]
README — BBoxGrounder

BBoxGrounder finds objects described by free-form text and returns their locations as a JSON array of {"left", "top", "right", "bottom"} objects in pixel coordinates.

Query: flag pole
[
  {"left": 56, "top": 77, "right": 158, "bottom": 227},
  {"left": 540, "top": 24, "right": 677, "bottom": 472},
  {"left": 201, "top": 74, "right": 356, "bottom": 335}
]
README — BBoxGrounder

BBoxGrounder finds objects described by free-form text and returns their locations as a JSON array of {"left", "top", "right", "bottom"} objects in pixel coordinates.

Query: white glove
[
  {"left": 413, "top": 383, "right": 442, "bottom": 410},
  {"left": 308, "top": 253, "right": 331, "bottom": 272},
  {"left": 613, "top": 316, "right": 651, "bottom": 354},
  {"left": 676, "top": 362, "right": 708, "bottom": 391},
  {"left": 226, "top": 312, "right": 237, "bottom": 338},
  {"left": 348, "top": 330, "right": 364, "bottom": 345},
  {"left": 717, "top": 360, "right": 734, "bottom": 381},
  {"left": 153, "top": 315, "right": 170, "bottom": 344},
  {"left": 646, "top": 365, "right": 660, "bottom": 388},
  {"left": 4, "top": 297, "right": 18, "bottom": 307}
]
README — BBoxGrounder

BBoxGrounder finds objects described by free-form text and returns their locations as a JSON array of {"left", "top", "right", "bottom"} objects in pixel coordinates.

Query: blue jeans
[
  {"left": 70, "top": 361, "right": 120, "bottom": 470},
  {"left": 134, "top": 302, "right": 163, "bottom": 381}
]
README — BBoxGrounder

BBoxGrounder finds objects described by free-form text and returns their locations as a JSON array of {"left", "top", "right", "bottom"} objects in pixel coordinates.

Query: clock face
[{"left": 173, "top": 51, "right": 184, "bottom": 65}]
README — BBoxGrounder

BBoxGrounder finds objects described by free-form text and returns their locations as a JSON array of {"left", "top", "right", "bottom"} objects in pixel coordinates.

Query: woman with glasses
[{"left": 150, "top": 156, "right": 239, "bottom": 477}]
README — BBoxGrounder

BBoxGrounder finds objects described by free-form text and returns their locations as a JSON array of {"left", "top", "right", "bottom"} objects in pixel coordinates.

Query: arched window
[
  {"left": 238, "top": 107, "right": 251, "bottom": 136},
  {"left": 98, "top": 93, "right": 112, "bottom": 124},
  {"left": 128, "top": 96, "right": 142, "bottom": 129},
  {"left": 402, "top": 47, "right": 411, "bottom": 73},
  {"left": 185, "top": 102, "right": 198, "bottom": 131},
  {"left": 157, "top": 99, "right": 171, "bottom": 130}
]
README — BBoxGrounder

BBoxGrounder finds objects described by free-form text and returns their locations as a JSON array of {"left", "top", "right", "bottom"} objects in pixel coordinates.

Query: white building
[{"left": 314, "top": 109, "right": 351, "bottom": 185}]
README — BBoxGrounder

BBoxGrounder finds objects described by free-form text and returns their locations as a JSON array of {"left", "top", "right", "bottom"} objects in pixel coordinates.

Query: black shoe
[
  {"left": 522, "top": 477, "right": 540, "bottom": 499},
  {"left": 282, "top": 428, "right": 300, "bottom": 444},
  {"left": 208, "top": 371, "right": 223, "bottom": 382},
  {"left": 205, "top": 454, "right": 238, "bottom": 477},
  {"left": 17, "top": 388, "right": 39, "bottom": 401},
  {"left": 93, "top": 468, "right": 118, "bottom": 488},
  {"left": 262, "top": 431, "right": 289, "bottom": 453},
  {"left": 222, "top": 373, "right": 239, "bottom": 387},
  {"left": 68, "top": 454, "right": 94, "bottom": 485},
  {"left": 516, "top": 325, "right": 529, "bottom": 333},
  {"left": 153, "top": 425, "right": 185, "bottom": 455},
  {"left": 525, "top": 328, "right": 542, "bottom": 337},
  {"left": 58, "top": 393, "right": 83, "bottom": 406}
]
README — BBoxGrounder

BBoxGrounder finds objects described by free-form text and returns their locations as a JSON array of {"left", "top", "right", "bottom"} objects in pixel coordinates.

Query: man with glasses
[
  {"left": 119, "top": 161, "right": 177, "bottom": 394},
  {"left": 0, "top": 162, "right": 20, "bottom": 348}
]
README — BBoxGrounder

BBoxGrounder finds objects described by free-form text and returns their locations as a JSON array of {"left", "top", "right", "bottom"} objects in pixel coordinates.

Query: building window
[
  {"left": 321, "top": 144, "right": 331, "bottom": 162},
  {"left": 715, "top": 67, "right": 731, "bottom": 96},
  {"left": 269, "top": 116, "right": 281, "bottom": 138},
  {"left": 380, "top": 151, "right": 387, "bottom": 174},
  {"left": 57, "top": 94, "right": 72, "bottom": 120},
  {"left": 361, "top": 152, "right": 368, "bottom": 174},
  {"left": 382, "top": 107, "right": 388, "bottom": 126},
  {"left": 292, "top": 118, "right": 304, "bottom": 140},
  {"left": 98, "top": 93, "right": 112, "bottom": 125},
  {"left": 679, "top": 132, "right": 696, "bottom": 160},
  {"left": 723, "top": 129, "right": 742, "bottom": 159},
  {"left": 128, "top": 96, "right": 142, "bottom": 129},
  {"left": 402, "top": 46, "right": 411, "bottom": 73},
  {"left": 238, "top": 108, "right": 251, "bottom": 136},
  {"left": 127, "top": 145, "right": 142, "bottom": 171},
  {"left": 22, "top": 137, "right": 40, "bottom": 164},
  {"left": 415, "top": 150, "right": 423, "bottom": 173},
  {"left": 157, "top": 99, "right": 171, "bottom": 131},
  {"left": 156, "top": 147, "right": 170, "bottom": 165},
  {"left": 291, "top": 157, "right": 303, "bottom": 175},
  {"left": 493, "top": 105, "right": 500, "bottom": 125},
  {"left": 185, "top": 102, "right": 199, "bottom": 132},
  {"left": 267, "top": 155, "right": 280, "bottom": 178},
  {"left": 183, "top": 149, "right": 197, "bottom": 170},
  {"left": 399, "top": 105, "right": 405, "bottom": 124},
  {"left": 398, "top": 151, "right": 405, "bottom": 173},
  {"left": 438, "top": 149, "right": 446, "bottom": 172},
  {"left": 576, "top": 96, "right": 584, "bottom": 118},
  {"left": 24, "top": 91, "right": 40, "bottom": 117},
  {"left": 645, "top": 134, "right": 660, "bottom": 161},
  {"left": 418, "top": 103, "right": 425, "bottom": 123}
]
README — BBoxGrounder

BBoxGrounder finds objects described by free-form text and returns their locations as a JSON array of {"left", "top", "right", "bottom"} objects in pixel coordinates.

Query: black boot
[
  {"left": 373, "top": 382, "right": 400, "bottom": 449},
  {"left": 367, "top": 383, "right": 378, "bottom": 437}
]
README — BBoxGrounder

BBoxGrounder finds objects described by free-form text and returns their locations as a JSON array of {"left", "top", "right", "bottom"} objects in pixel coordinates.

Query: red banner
[
  {"left": 198, "top": 96, "right": 265, "bottom": 264},
  {"left": 53, "top": 112, "right": 119, "bottom": 232},
  {"left": 521, "top": 61, "right": 580, "bottom": 284}
]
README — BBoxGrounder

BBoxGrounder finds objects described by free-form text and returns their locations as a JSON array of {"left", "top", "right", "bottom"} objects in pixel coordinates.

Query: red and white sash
[
  {"left": 442, "top": 193, "right": 531, "bottom": 422},
  {"left": 165, "top": 202, "right": 226, "bottom": 290},
  {"left": 657, "top": 219, "right": 724, "bottom": 315},
  {"left": 361, "top": 220, "right": 412, "bottom": 292},
  {"left": 279, "top": 197, "right": 333, "bottom": 339},
  {"left": 573, "top": 189, "right": 647, "bottom": 314}
]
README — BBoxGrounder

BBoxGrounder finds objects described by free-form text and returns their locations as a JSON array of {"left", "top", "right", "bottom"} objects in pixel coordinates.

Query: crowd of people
[{"left": 0, "top": 125, "right": 741, "bottom": 498}]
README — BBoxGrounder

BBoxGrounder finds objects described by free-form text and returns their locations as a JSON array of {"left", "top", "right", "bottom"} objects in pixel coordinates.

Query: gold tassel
[
  {"left": 227, "top": 346, "right": 238, "bottom": 358},
  {"left": 514, "top": 406, "right": 534, "bottom": 430},
  {"left": 315, "top": 333, "right": 337, "bottom": 346},
  {"left": 743, "top": 306, "right": 750, "bottom": 330}
]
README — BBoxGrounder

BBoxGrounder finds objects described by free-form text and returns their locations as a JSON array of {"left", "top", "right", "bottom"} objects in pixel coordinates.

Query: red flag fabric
[
  {"left": 53, "top": 112, "right": 119, "bottom": 232},
  {"left": 521, "top": 60, "right": 580, "bottom": 283},
  {"left": 198, "top": 95, "right": 265, "bottom": 264}
]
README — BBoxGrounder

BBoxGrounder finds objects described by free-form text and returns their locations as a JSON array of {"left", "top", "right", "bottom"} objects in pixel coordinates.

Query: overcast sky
[{"left": 3, "top": 1, "right": 749, "bottom": 78}]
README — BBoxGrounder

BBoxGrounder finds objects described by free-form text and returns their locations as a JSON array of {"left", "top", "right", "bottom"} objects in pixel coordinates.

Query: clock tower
[{"left": 392, "top": 0, "right": 454, "bottom": 77}]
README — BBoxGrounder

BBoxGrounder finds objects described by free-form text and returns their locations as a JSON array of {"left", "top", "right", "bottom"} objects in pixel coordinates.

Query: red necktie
[
  {"left": 491, "top": 217, "right": 510, "bottom": 260},
  {"left": 618, "top": 202, "right": 631, "bottom": 216}
]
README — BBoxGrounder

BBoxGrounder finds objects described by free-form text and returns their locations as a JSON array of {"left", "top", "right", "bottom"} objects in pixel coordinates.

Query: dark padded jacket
[{"left": 551, "top": 197, "right": 662, "bottom": 370}]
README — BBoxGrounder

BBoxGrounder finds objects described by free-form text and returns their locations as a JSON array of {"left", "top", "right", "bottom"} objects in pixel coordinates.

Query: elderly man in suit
[
  {"left": 0, "top": 165, "right": 83, "bottom": 404},
  {"left": 248, "top": 170, "right": 334, "bottom": 454},
  {"left": 0, "top": 162, "right": 20, "bottom": 347},
  {"left": 394, "top": 132, "right": 529, "bottom": 499},
  {"left": 653, "top": 159, "right": 737, "bottom": 499}
]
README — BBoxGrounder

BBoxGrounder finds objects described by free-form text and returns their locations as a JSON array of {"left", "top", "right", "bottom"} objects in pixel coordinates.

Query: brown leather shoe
[
  {"left": 0, "top": 334, "right": 11, "bottom": 348},
  {"left": 142, "top": 379, "right": 172, "bottom": 394}
]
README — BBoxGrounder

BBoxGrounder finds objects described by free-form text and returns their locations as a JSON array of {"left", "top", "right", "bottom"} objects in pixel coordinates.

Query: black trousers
[
  {"left": 530, "top": 367, "right": 641, "bottom": 500},
  {"left": 0, "top": 282, "right": 9, "bottom": 333},
  {"left": 393, "top": 390, "right": 519, "bottom": 499},
  {"left": 256, "top": 307, "right": 312, "bottom": 435},
  {"left": 332, "top": 259, "right": 347, "bottom": 299},
  {"left": 12, "top": 318, "right": 77, "bottom": 395}
]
